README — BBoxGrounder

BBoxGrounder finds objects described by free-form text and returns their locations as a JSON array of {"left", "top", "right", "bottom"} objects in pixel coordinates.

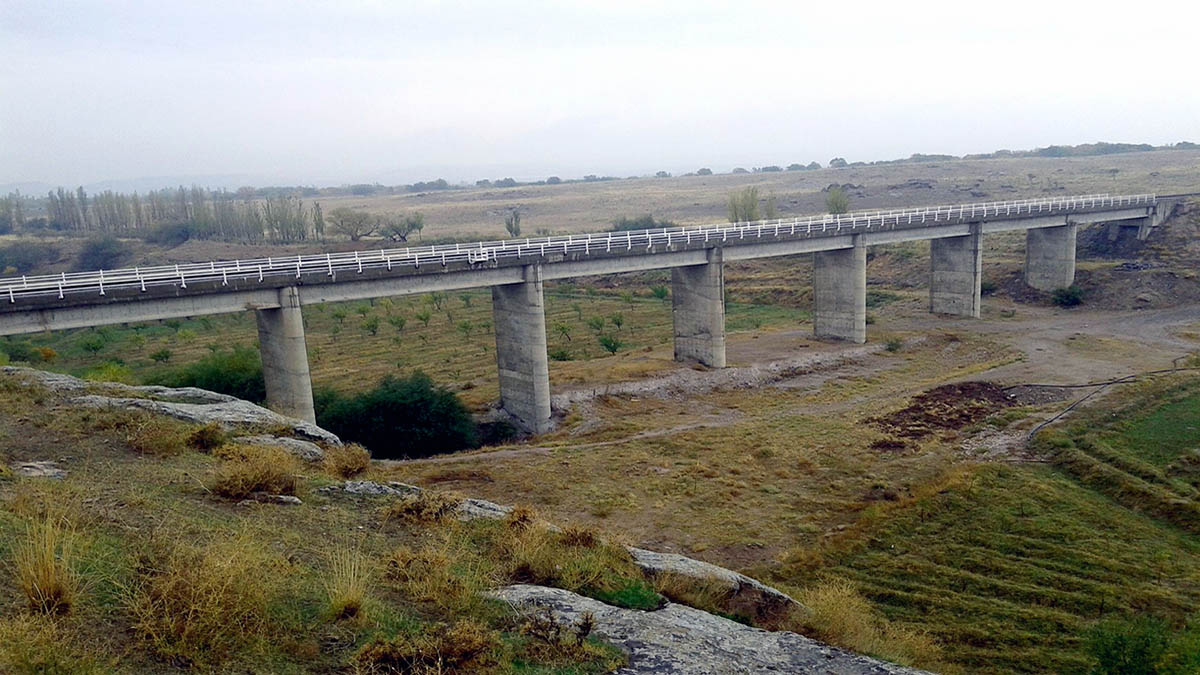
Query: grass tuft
[
  {"left": 352, "top": 619, "right": 501, "bottom": 674},
  {"left": 382, "top": 490, "right": 462, "bottom": 524},
  {"left": 185, "top": 422, "right": 227, "bottom": 450},
  {"left": 324, "top": 442, "right": 371, "bottom": 478},
  {"left": 0, "top": 614, "right": 102, "bottom": 674},
  {"left": 325, "top": 548, "right": 371, "bottom": 621},
  {"left": 208, "top": 444, "right": 300, "bottom": 499},
  {"left": 13, "top": 516, "right": 78, "bottom": 615},
  {"left": 125, "top": 536, "right": 284, "bottom": 668}
]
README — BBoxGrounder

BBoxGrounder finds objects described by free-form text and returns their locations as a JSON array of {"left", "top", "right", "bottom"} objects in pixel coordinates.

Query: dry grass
[
  {"left": 124, "top": 413, "right": 190, "bottom": 457},
  {"left": 385, "top": 542, "right": 494, "bottom": 617},
  {"left": 12, "top": 515, "right": 78, "bottom": 615},
  {"left": 0, "top": 614, "right": 102, "bottom": 674},
  {"left": 325, "top": 547, "right": 371, "bottom": 621},
  {"left": 791, "top": 579, "right": 949, "bottom": 670},
  {"left": 325, "top": 443, "right": 371, "bottom": 478},
  {"left": 208, "top": 444, "right": 300, "bottom": 499},
  {"left": 125, "top": 535, "right": 286, "bottom": 668},
  {"left": 381, "top": 490, "right": 463, "bottom": 524},
  {"left": 185, "top": 421, "right": 227, "bottom": 450},
  {"left": 352, "top": 618, "right": 501, "bottom": 675}
]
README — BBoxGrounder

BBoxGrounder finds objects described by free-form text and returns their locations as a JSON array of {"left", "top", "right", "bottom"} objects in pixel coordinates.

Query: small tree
[
  {"left": 150, "top": 348, "right": 172, "bottom": 363},
  {"left": 459, "top": 293, "right": 472, "bottom": 307},
  {"left": 764, "top": 193, "right": 780, "bottom": 219},
  {"left": 728, "top": 186, "right": 761, "bottom": 222},
  {"left": 650, "top": 285, "right": 669, "bottom": 303},
  {"left": 610, "top": 313, "right": 624, "bottom": 331},
  {"left": 620, "top": 290, "right": 635, "bottom": 309},
  {"left": 362, "top": 316, "right": 380, "bottom": 336},
  {"left": 554, "top": 322, "right": 572, "bottom": 342},
  {"left": 826, "top": 186, "right": 851, "bottom": 214},
  {"left": 504, "top": 209, "right": 521, "bottom": 238},
  {"left": 415, "top": 308, "right": 432, "bottom": 327},
  {"left": 598, "top": 334, "right": 623, "bottom": 355},
  {"left": 327, "top": 207, "right": 377, "bottom": 241},
  {"left": 388, "top": 316, "right": 407, "bottom": 333},
  {"left": 456, "top": 321, "right": 473, "bottom": 337},
  {"left": 587, "top": 316, "right": 605, "bottom": 333}
]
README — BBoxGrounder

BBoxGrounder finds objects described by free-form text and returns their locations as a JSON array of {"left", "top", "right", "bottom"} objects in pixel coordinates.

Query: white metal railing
[{"left": 0, "top": 193, "right": 1154, "bottom": 305}]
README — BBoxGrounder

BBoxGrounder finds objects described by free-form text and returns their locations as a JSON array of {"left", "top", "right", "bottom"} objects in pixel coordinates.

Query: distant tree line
[{"left": 4, "top": 186, "right": 327, "bottom": 244}]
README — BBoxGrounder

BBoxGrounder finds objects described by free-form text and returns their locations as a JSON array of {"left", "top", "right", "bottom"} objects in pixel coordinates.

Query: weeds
[
  {"left": 185, "top": 422, "right": 227, "bottom": 450},
  {"left": 0, "top": 615, "right": 101, "bottom": 674},
  {"left": 208, "top": 444, "right": 300, "bottom": 499},
  {"left": 382, "top": 491, "right": 462, "bottom": 524},
  {"left": 325, "top": 443, "right": 371, "bottom": 478},
  {"left": 126, "top": 536, "right": 284, "bottom": 668},
  {"left": 13, "top": 516, "right": 78, "bottom": 615},
  {"left": 325, "top": 548, "right": 371, "bottom": 621},
  {"left": 353, "top": 619, "right": 501, "bottom": 674}
]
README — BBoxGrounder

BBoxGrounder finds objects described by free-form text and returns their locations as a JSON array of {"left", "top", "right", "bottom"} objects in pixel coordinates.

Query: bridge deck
[{"left": 0, "top": 193, "right": 1155, "bottom": 315}]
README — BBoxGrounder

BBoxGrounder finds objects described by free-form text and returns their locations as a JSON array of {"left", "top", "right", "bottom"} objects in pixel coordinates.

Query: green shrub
[
  {"left": 1085, "top": 615, "right": 1200, "bottom": 674},
  {"left": 75, "top": 236, "right": 131, "bottom": 271},
  {"left": 980, "top": 280, "right": 998, "bottom": 295},
  {"left": 148, "top": 346, "right": 265, "bottom": 402},
  {"left": 0, "top": 241, "right": 58, "bottom": 275},
  {"left": 610, "top": 214, "right": 676, "bottom": 232},
  {"left": 885, "top": 338, "right": 903, "bottom": 352},
  {"left": 316, "top": 372, "right": 477, "bottom": 459},
  {"left": 1052, "top": 285, "right": 1084, "bottom": 307}
]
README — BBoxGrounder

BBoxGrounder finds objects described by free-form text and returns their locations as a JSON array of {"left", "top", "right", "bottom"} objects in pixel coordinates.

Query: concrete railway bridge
[{"left": 0, "top": 193, "right": 1183, "bottom": 433}]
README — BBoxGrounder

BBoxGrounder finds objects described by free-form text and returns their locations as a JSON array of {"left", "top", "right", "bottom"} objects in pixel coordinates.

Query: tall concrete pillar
[
  {"left": 813, "top": 234, "right": 866, "bottom": 343},
  {"left": 492, "top": 265, "right": 552, "bottom": 434},
  {"left": 672, "top": 248, "right": 726, "bottom": 368},
  {"left": 255, "top": 286, "right": 315, "bottom": 423},
  {"left": 1025, "top": 223, "right": 1077, "bottom": 292},
  {"left": 930, "top": 224, "right": 982, "bottom": 317}
]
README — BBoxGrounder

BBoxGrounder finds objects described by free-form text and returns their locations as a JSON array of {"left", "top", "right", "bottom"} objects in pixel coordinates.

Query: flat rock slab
[
  {"left": 11, "top": 460, "right": 67, "bottom": 479},
  {"left": 237, "top": 435, "right": 326, "bottom": 462},
  {"left": 323, "top": 480, "right": 512, "bottom": 520},
  {"left": 493, "top": 585, "right": 928, "bottom": 675},
  {"left": 3, "top": 367, "right": 341, "bottom": 445}
]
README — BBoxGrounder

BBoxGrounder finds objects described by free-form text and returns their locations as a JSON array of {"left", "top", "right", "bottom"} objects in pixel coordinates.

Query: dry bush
[
  {"left": 12, "top": 516, "right": 78, "bottom": 615},
  {"left": 385, "top": 543, "right": 493, "bottom": 616},
  {"left": 326, "top": 548, "right": 371, "bottom": 621},
  {"left": 516, "top": 609, "right": 623, "bottom": 670},
  {"left": 505, "top": 505, "right": 537, "bottom": 531},
  {"left": 125, "top": 415, "right": 189, "bottom": 457},
  {"left": 381, "top": 491, "right": 462, "bottom": 524},
  {"left": 126, "top": 536, "right": 285, "bottom": 668},
  {"left": 353, "top": 619, "right": 501, "bottom": 674},
  {"left": 560, "top": 525, "right": 600, "bottom": 548},
  {"left": 325, "top": 443, "right": 370, "bottom": 478},
  {"left": 0, "top": 614, "right": 102, "bottom": 674},
  {"left": 791, "top": 579, "right": 945, "bottom": 668},
  {"left": 208, "top": 444, "right": 300, "bottom": 499},
  {"left": 185, "top": 422, "right": 227, "bottom": 450}
]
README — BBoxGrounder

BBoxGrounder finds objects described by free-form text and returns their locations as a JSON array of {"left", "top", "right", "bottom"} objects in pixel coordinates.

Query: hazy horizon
[{"left": 4, "top": 1, "right": 1198, "bottom": 191}]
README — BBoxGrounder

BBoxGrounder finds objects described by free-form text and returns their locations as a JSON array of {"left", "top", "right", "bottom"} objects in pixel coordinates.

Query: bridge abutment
[
  {"left": 672, "top": 248, "right": 726, "bottom": 368},
  {"left": 929, "top": 224, "right": 982, "bottom": 317},
  {"left": 1024, "top": 223, "right": 1077, "bottom": 292},
  {"left": 492, "top": 265, "right": 552, "bottom": 434},
  {"left": 813, "top": 234, "right": 866, "bottom": 343},
  {"left": 255, "top": 286, "right": 316, "bottom": 423}
]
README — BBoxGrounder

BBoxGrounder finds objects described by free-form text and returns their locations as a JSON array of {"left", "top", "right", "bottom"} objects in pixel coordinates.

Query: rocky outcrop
[
  {"left": 322, "top": 480, "right": 513, "bottom": 521},
  {"left": 627, "top": 547, "right": 798, "bottom": 617},
  {"left": 10, "top": 460, "right": 67, "bottom": 479},
  {"left": 321, "top": 479, "right": 803, "bottom": 616},
  {"left": 2, "top": 367, "right": 340, "bottom": 445},
  {"left": 237, "top": 435, "right": 326, "bottom": 462},
  {"left": 493, "top": 585, "right": 928, "bottom": 675}
]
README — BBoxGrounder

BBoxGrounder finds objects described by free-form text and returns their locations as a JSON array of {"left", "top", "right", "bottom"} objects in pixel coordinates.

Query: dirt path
[{"left": 388, "top": 301, "right": 1199, "bottom": 467}]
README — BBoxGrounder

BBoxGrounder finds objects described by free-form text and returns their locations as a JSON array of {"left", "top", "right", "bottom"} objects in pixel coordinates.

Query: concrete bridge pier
[
  {"left": 929, "top": 224, "right": 982, "bottom": 317},
  {"left": 1025, "top": 223, "right": 1077, "bottom": 292},
  {"left": 255, "top": 286, "right": 316, "bottom": 423},
  {"left": 672, "top": 247, "right": 726, "bottom": 368},
  {"left": 813, "top": 234, "right": 866, "bottom": 343},
  {"left": 492, "top": 264, "right": 552, "bottom": 434}
]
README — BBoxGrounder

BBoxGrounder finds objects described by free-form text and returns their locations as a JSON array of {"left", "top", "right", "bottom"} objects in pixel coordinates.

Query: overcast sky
[{"left": 3, "top": 0, "right": 1198, "bottom": 189}]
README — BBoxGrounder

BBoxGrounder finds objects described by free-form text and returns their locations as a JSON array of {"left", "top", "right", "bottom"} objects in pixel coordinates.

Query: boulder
[
  {"left": 322, "top": 480, "right": 513, "bottom": 521},
  {"left": 492, "top": 584, "right": 928, "bottom": 675}
]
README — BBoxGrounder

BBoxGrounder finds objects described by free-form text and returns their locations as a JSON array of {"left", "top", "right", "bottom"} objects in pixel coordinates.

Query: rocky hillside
[{"left": 0, "top": 367, "right": 925, "bottom": 674}]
